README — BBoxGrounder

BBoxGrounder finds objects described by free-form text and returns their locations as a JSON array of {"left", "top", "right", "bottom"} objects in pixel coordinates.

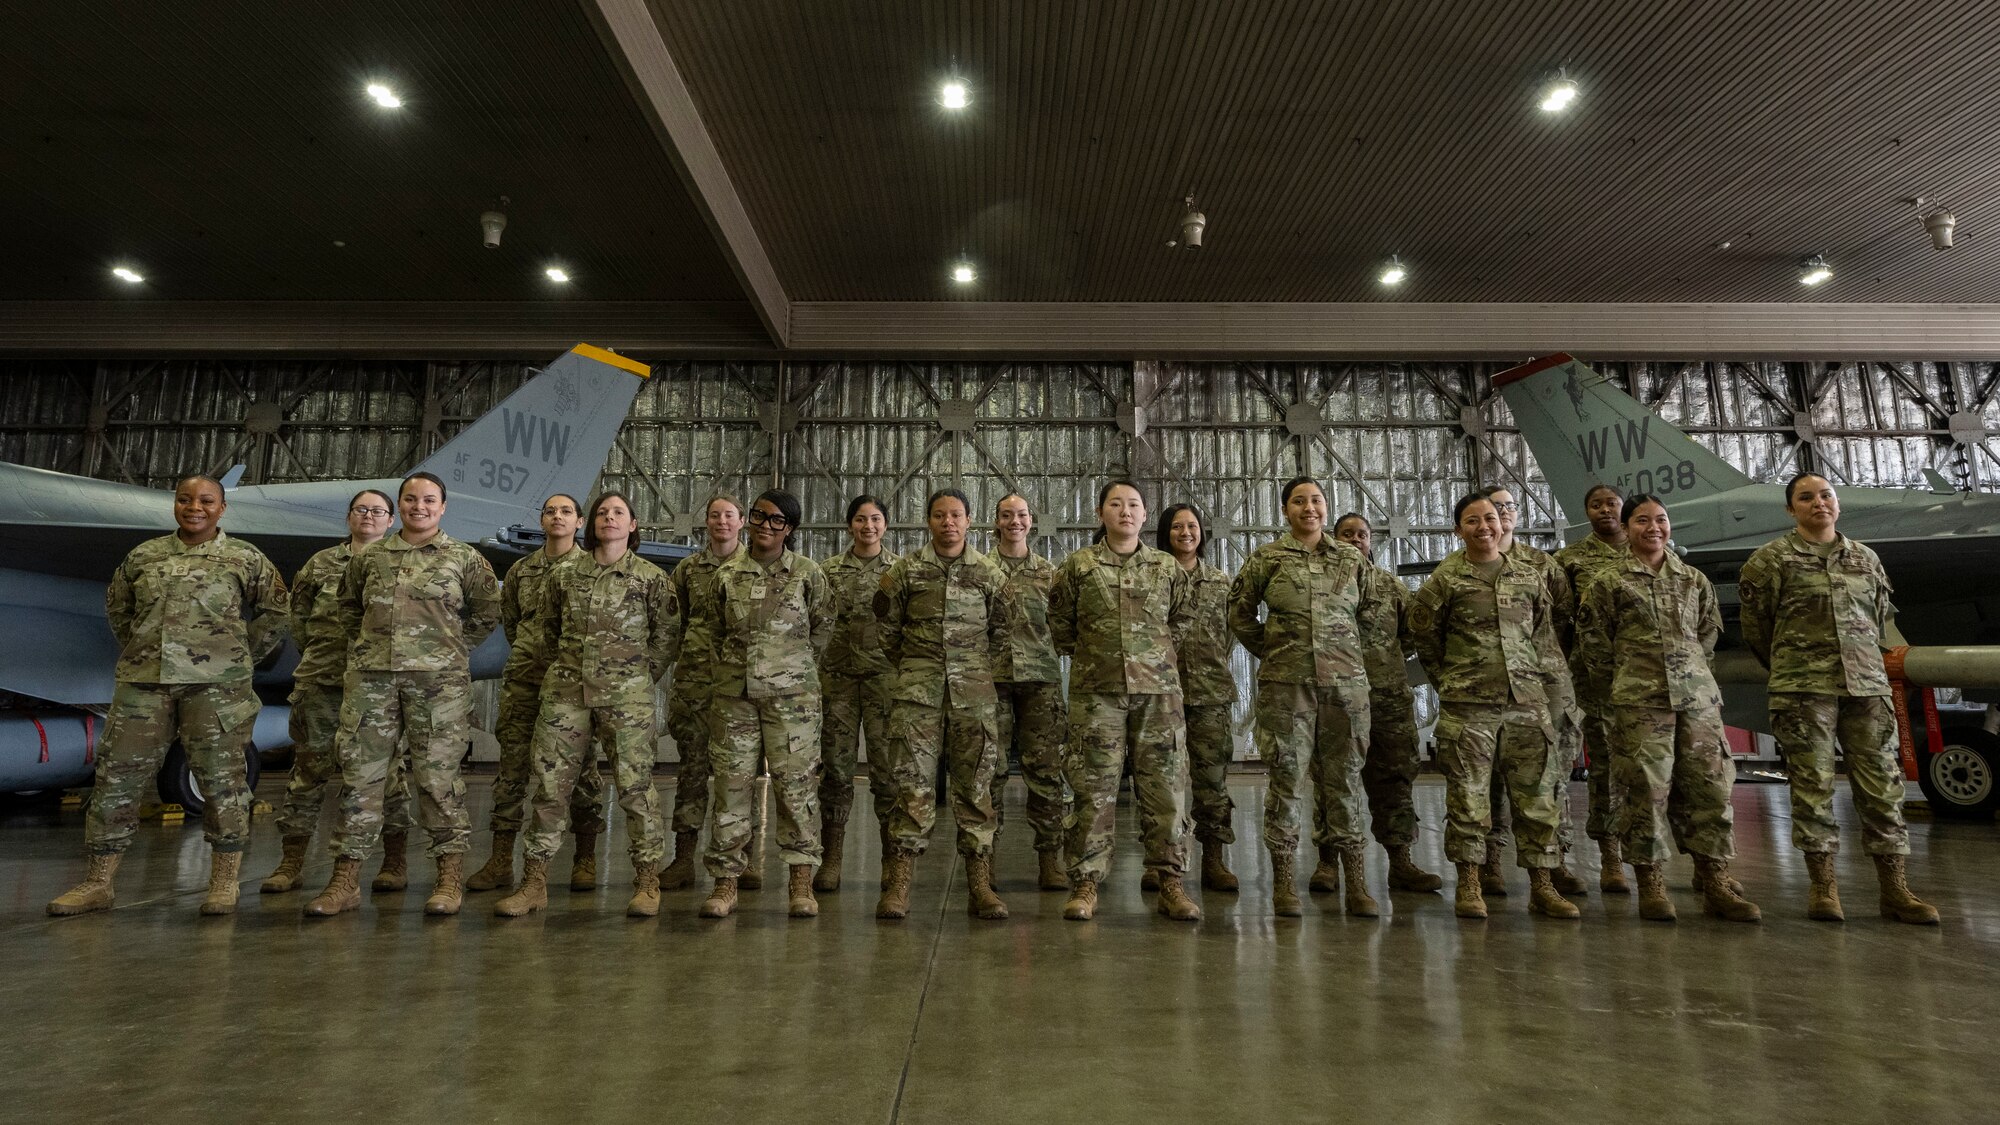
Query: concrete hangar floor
[{"left": 1, "top": 774, "right": 1994, "bottom": 1124}]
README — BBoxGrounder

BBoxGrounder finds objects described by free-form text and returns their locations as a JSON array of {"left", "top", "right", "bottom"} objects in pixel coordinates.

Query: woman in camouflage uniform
[
  {"left": 1407, "top": 493, "right": 1579, "bottom": 920},
  {"left": 699, "top": 489, "right": 832, "bottom": 920},
  {"left": 1158, "top": 502, "right": 1239, "bottom": 893},
  {"left": 497, "top": 492, "right": 680, "bottom": 918},
  {"left": 659, "top": 495, "right": 744, "bottom": 891},
  {"left": 991, "top": 493, "right": 1071, "bottom": 891},
  {"left": 815, "top": 494, "right": 899, "bottom": 893},
  {"left": 48, "top": 475, "right": 288, "bottom": 918},
  {"left": 1574, "top": 495, "right": 1760, "bottom": 923},
  {"left": 1738, "top": 472, "right": 1937, "bottom": 924},
  {"left": 258, "top": 489, "right": 417, "bottom": 896}
]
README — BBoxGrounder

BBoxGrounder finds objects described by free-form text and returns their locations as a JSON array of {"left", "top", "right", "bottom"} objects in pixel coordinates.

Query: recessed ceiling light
[
  {"left": 940, "top": 81, "right": 969, "bottom": 110},
  {"left": 1538, "top": 73, "right": 1578, "bottom": 113},
  {"left": 365, "top": 83, "right": 403, "bottom": 109},
  {"left": 111, "top": 266, "right": 144, "bottom": 283},
  {"left": 1378, "top": 256, "right": 1408, "bottom": 285},
  {"left": 1798, "top": 254, "right": 1834, "bottom": 286},
  {"left": 545, "top": 266, "right": 571, "bottom": 283},
  {"left": 951, "top": 262, "right": 976, "bottom": 284}
]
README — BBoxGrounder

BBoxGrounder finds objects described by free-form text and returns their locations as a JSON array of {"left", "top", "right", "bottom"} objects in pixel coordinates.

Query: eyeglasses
[
  {"left": 747, "top": 509, "right": 791, "bottom": 530},
  {"left": 1491, "top": 502, "right": 1520, "bottom": 514},
  {"left": 349, "top": 506, "right": 391, "bottom": 518}
]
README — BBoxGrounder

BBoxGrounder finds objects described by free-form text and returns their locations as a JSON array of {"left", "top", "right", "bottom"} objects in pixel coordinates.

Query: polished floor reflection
[{"left": 2, "top": 775, "right": 1995, "bottom": 1124}]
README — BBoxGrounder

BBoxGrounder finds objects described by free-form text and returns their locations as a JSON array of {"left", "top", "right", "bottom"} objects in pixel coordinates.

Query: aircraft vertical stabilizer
[
  {"left": 412, "top": 344, "right": 650, "bottom": 511},
  {"left": 1493, "top": 353, "right": 1751, "bottom": 524}
]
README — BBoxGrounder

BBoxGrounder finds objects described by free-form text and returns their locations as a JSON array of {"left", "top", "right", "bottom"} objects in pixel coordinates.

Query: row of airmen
[{"left": 43, "top": 467, "right": 1938, "bottom": 925}]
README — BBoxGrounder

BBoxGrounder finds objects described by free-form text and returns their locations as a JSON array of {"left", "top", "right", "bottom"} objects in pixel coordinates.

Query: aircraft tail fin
[
  {"left": 412, "top": 344, "right": 649, "bottom": 509},
  {"left": 1493, "top": 353, "right": 1751, "bottom": 525}
]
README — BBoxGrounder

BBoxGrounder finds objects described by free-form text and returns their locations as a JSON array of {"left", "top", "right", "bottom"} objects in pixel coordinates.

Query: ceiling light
[
  {"left": 940, "top": 81, "right": 969, "bottom": 110},
  {"left": 1174, "top": 196, "right": 1206, "bottom": 249},
  {"left": 1907, "top": 198, "right": 1958, "bottom": 250},
  {"left": 1538, "top": 72, "right": 1579, "bottom": 113},
  {"left": 544, "top": 267, "right": 570, "bottom": 283},
  {"left": 1378, "top": 255, "right": 1408, "bottom": 285},
  {"left": 111, "top": 266, "right": 144, "bottom": 283},
  {"left": 366, "top": 83, "right": 403, "bottom": 109},
  {"left": 951, "top": 262, "right": 976, "bottom": 284},
  {"left": 1798, "top": 255, "right": 1834, "bottom": 286}
]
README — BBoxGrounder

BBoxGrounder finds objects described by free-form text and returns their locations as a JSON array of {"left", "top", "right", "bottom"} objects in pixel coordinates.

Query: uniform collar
[
  {"left": 168, "top": 530, "right": 231, "bottom": 553},
  {"left": 1783, "top": 528, "right": 1851, "bottom": 556},
  {"left": 1276, "top": 532, "right": 1338, "bottom": 556},
  {"left": 382, "top": 530, "right": 454, "bottom": 552},
  {"left": 918, "top": 543, "right": 983, "bottom": 568}
]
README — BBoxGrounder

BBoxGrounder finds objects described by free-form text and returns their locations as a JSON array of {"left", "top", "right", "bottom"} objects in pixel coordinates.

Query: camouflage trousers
[
  {"left": 666, "top": 684, "right": 713, "bottom": 835},
  {"left": 1065, "top": 691, "right": 1190, "bottom": 882},
  {"left": 1357, "top": 692, "right": 1421, "bottom": 848},
  {"left": 1489, "top": 707, "right": 1581, "bottom": 854},
  {"left": 1611, "top": 704, "right": 1735, "bottom": 864},
  {"left": 490, "top": 675, "right": 604, "bottom": 836},
  {"left": 525, "top": 698, "right": 665, "bottom": 865},
  {"left": 1183, "top": 702, "right": 1236, "bottom": 846},
  {"left": 704, "top": 691, "right": 822, "bottom": 876},
  {"left": 821, "top": 671, "right": 895, "bottom": 830},
  {"left": 994, "top": 680, "right": 1072, "bottom": 852},
  {"left": 1771, "top": 691, "right": 1909, "bottom": 856},
  {"left": 1257, "top": 682, "right": 1369, "bottom": 855},
  {"left": 332, "top": 670, "right": 473, "bottom": 860},
  {"left": 886, "top": 689, "right": 1000, "bottom": 857},
  {"left": 276, "top": 681, "right": 412, "bottom": 841},
  {"left": 1436, "top": 700, "right": 1563, "bottom": 868},
  {"left": 86, "top": 680, "right": 260, "bottom": 856}
]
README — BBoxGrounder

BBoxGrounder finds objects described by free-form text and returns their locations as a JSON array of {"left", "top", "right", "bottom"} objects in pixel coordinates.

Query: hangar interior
[{"left": 4, "top": 1, "right": 1999, "bottom": 1122}]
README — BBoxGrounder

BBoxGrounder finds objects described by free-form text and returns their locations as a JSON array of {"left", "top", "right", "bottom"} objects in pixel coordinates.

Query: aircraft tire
[
  {"left": 154, "top": 742, "right": 261, "bottom": 819},
  {"left": 1917, "top": 728, "right": 2000, "bottom": 820}
]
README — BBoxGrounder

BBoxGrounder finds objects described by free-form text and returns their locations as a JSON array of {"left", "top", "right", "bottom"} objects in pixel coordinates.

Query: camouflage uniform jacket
[
  {"left": 819, "top": 547, "right": 899, "bottom": 678},
  {"left": 339, "top": 531, "right": 502, "bottom": 673},
  {"left": 991, "top": 550, "right": 1062, "bottom": 685},
  {"left": 1228, "top": 534, "right": 1372, "bottom": 706},
  {"left": 1574, "top": 551, "right": 1723, "bottom": 711},
  {"left": 874, "top": 543, "right": 1010, "bottom": 707},
  {"left": 108, "top": 531, "right": 288, "bottom": 685},
  {"left": 290, "top": 541, "right": 357, "bottom": 687},
  {"left": 1407, "top": 549, "right": 1556, "bottom": 706},
  {"left": 499, "top": 545, "right": 585, "bottom": 686},
  {"left": 1510, "top": 541, "right": 1578, "bottom": 712},
  {"left": 1177, "top": 560, "right": 1239, "bottom": 706},
  {"left": 1738, "top": 529, "right": 1895, "bottom": 698},
  {"left": 669, "top": 544, "right": 742, "bottom": 693},
  {"left": 1357, "top": 560, "right": 1416, "bottom": 706},
  {"left": 711, "top": 548, "right": 831, "bottom": 699},
  {"left": 1050, "top": 542, "right": 1191, "bottom": 696},
  {"left": 1554, "top": 533, "right": 1629, "bottom": 690},
  {"left": 540, "top": 550, "right": 681, "bottom": 708}
]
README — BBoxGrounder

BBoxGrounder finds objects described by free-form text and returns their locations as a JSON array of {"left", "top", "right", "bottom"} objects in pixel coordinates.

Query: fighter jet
[
  {"left": 0, "top": 344, "right": 654, "bottom": 801},
  {"left": 1494, "top": 352, "right": 2000, "bottom": 817}
]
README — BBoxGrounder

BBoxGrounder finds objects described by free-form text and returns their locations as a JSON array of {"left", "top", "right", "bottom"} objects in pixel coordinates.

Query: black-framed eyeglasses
[
  {"left": 349, "top": 506, "right": 391, "bottom": 518},
  {"left": 1491, "top": 502, "right": 1520, "bottom": 514},
  {"left": 747, "top": 509, "right": 791, "bottom": 529}
]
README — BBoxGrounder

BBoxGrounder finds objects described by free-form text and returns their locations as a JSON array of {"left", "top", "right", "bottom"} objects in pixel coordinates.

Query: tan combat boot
[
  {"left": 372, "top": 831, "right": 409, "bottom": 892},
  {"left": 1271, "top": 852, "right": 1304, "bottom": 917},
  {"left": 700, "top": 876, "right": 739, "bottom": 919},
  {"left": 875, "top": 850, "right": 913, "bottom": 920},
  {"left": 1873, "top": 854, "right": 1940, "bottom": 925},
  {"left": 1341, "top": 849, "right": 1380, "bottom": 917},
  {"left": 1156, "top": 872, "right": 1202, "bottom": 921},
  {"left": 1200, "top": 844, "right": 1239, "bottom": 893},
  {"left": 1062, "top": 876, "right": 1099, "bottom": 921},
  {"left": 1551, "top": 854, "right": 1589, "bottom": 897},
  {"left": 424, "top": 854, "right": 466, "bottom": 916},
  {"left": 628, "top": 861, "right": 661, "bottom": 918},
  {"left": 1804, "top": 851, "right": 1844, "bottom": 921},
  {"left": 813, "top": 815, "right": 846, "bottom": 893},
  {"left": 658, "top": 829, "right": 699, "bottom": 890},
  {"left": 965, "top": 855, "right": 1008, "bottom": 920},
  {"left": 1598, "top": 837, "right": 1631, "bottom": 894},
  {"left": 1038, "top": 850, "right": 1070, "bottom": 891},
  {"left": 47, "top": 853, "right": 121, "bottom": 917},
  {"left": 304, "top": 857, "right": 362, "bottom": 917},
  {"left": 199, "top": 851, "right": 244, "bottom": 916},
  {"left": 1694, "top": 856, "right": 1761, "bottom": 922},
  {"left": 1633, "top": 862, "right": 1676, "bottom": 921},
  {"left": 260, "top": 835, "right": 311, "bottom": 894},
  {"left": 1453, "top": 862, "right": 1487, "bottom": 919},
  {"left": 1480, "top": 840, "right": 1509, "bottom": 897},
  {"left": 465, "top": 829, "right": 517, "bottom": 892},
  {"left": 787, "top": 864, "right": 819, "bottom": 917},
  {"left": 570, "top": 832, "right": 598, "bottom": 891},
  {"left": 1308, "top": 844, "right": 1340, "bottom": 894},
  {"left": 1528, "top": 867, "right": 1581, "bottom": 919},
  {"left": 496, "top": 857, "right": 550, "bottom": 917},
  {"left": 1386, "top": 844, "right": 1442, "bottom": 892}
]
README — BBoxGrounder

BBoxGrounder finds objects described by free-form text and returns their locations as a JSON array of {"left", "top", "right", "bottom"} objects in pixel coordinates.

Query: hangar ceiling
[{"left": 3, "top": 0, "right": 1998, "bottom": 355}]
